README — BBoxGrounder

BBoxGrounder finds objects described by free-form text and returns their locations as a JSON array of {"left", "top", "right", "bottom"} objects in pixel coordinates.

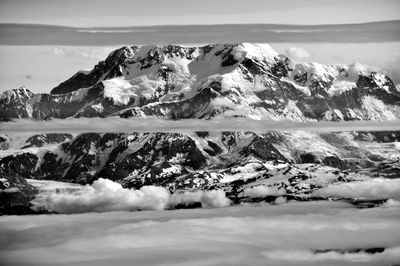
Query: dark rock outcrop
[
  {"left": 22, "top": 133, "right": 73, "bottom": 148},
  {"left": 0, "top": 171, "right": 37, "bottom": 215}
]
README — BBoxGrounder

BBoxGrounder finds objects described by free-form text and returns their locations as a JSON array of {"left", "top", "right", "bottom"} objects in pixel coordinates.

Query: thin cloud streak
[
  {"left": 1, "top": 0, "right": 399, "bottom": 27},
  {"left": 1, "top": 21, "right": 399, "bottom": 46},
  {"left": 1, "top": 117, "right": 400, "bottom": 134}
]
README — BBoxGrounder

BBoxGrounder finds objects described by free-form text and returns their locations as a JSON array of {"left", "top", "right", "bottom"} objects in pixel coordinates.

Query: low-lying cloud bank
[
  {"left": 261, "top": 247, "right": 400, "bottom": 263},
  {"left": 46, "top": 178, "right": 231, "bottom": 214},
  {"left": 42, "top": 177, "right": 400, "bottom": 214},
  {"left": 1, "top": 201, "right": 399, "bottom": 266},
  {"left": 1, "top": 117, "right": 399, "bottom": 134},
  {"left": 313, "top": 178, "right": 400, "bottom": 200},
  {"left": 243, "top": 185, "right": 285, "bottom": 198}
]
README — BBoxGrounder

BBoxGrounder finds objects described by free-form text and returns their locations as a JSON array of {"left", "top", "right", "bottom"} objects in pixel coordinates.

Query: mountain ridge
[
  {"left": 1, "top": 43, "right": 399, "bottom": 121},
  {"left": 1, "top": 130, "right": 399, "bottom": 211},
  {"left": 1, "top": 42, "right": 400, "bottom": 214}
]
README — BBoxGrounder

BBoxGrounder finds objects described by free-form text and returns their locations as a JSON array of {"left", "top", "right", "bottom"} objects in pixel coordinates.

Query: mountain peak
[
  {"left": 3, "top": 43, "right": 400, "bottom": 121},
  {"left": 49, "top": 43, "right": 281, "bottom": 96},
  {"left": 0, "top": 86, "right": 33, "bottom": 102}
]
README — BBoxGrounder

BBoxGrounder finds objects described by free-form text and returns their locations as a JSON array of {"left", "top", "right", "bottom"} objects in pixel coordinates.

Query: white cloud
[
  {"left": 1, "top": 201, "right": 400, "bottom": 266},
  {"left": 382, "top": 53, "right": 400, "bottom": 86},
  {"left": 231, "top": 45, "right": 247, "bottom": 60},
  {"left": 46, "top": 178, "right": 231, "bottom": 213},
  {"left": 261, "top": 247, "right": 400, "bottom": 263},
  {"left": 47, "top": 179, "right": 170, "bottom": 213},
  {"left": 243, "top": 185, "right": 285, "bottom": 198},
  {"left": 274, "top": 196, "right": 287, "bottom": 204},
  {"left": 313, "top": 178, "right": 400, "bottom": 200},
  {"left": 172, "top": 190, "right": 231, "bottom": 208},
  {"left": 52, "top": 47, "right": 66, "bottom": 56},
  {"left": 41, "top": 47, "right": 116, "bottom": 60},
  {"left": 285, "top": 47, "right": 311, "bottom": 60},
  {"left": 1, "top": 117, "right": 400, "bottom": 135},
  {"left": 384, "top": 199, "right": 400, "bottom": 208}
]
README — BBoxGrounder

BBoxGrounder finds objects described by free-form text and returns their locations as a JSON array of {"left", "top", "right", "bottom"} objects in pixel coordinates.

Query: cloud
[
  {"left": 171, "top": 190, "right": 231, "bottom": 208},
  {"left": 1, "top": 117, "right": 400, "bottom": 135},
  {"left": 45, "top": 178, "right": 231, "bottom": 213},
  {"left": 338, "top": 59, "right": 399, "bottom": 88},
  {"left": 243, "top": 185, "right": 285, "bottom": 198},
  {"left": 345, "top": 62, "right": 380, "bottom": 81},
  {"left": 40, "top": 47, "right": 115, "bottom": 60},
  {"left": 384, "top": 199, "right": 400, "bottom": 208},
  {"left": 382, "top": 53, "right": 400, "bottom": 86},
  {"left": 261, "top": 247, "right": 400, "bottom": 263},
  {"left": 1, "top": 21, "right": 400, "bottom": 46},
  {"left": 231, "top": 45, "right": 247, "bottom": 60},
  {"left": 1, "top": 201, "right": 400, "bottom": 266},
  {"left": 51, "top": 47, "right": 66, "bottom": 56},
  {"left": 47, "top": 179, "right": 170, "bottom": 213},
  {"left": 285, "top": 47, "right": 311, "bottom": 60},
  {"left": 313, "top": 178, "right": 400, "bottom": 200}
]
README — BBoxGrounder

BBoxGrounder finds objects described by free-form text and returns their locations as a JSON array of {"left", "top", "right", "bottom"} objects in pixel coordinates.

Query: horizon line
[{"left": 1, "top": 20, "right": 399, "bottom": 29}]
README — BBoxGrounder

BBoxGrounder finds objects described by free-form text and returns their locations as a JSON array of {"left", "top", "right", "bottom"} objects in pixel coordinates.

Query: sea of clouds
[{"left": 1, "top": 201, "right": 399, "bottom": 266}]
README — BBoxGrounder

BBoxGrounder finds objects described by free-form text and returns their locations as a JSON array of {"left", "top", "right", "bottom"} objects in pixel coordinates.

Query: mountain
[
  {"left": 1, "top": 43, "right": 400, "bottom": 214},
  {"left": 1, "top": 129, "right": 399, "bottom": 214},
  {"left": 1, "top": 130, "right": 399, "bottom": 188},
  {"left": 0, "top": 171, "right": 37, "bottom": 215},
  {"left": 1, "top": 43, "right": 400, "bottom": 121},
  {"left": 0, "top": 86, "right": 34, "bottom": 120}
]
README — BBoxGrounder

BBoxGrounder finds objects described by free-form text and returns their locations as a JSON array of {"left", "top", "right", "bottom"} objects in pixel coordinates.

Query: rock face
[
  {"left": 0, "top": 132, "right": 287, "bottom": 185},
  {"left": 0, "top": 130, "right": 398, "bottom": 190},
  {"left": 22, "top": 133, "right": 73, "bottom": 149},
  {"left": 1, "top": 43, "right": 400, "bottom": 213},
  {"left": 0, "top": 171, "right": 37, "bottom": 215},
  {"left": 1, "top": 43, "right": 400, "bottom": 121},
  {"left": 51, "top": 46, "right": 139, "bottom": 95},
  {"left": 0, "top": 130, "right": 398, "bottom": 214},
  {"left": 0, "top": 87, "right": 33, "bottom": 120}
]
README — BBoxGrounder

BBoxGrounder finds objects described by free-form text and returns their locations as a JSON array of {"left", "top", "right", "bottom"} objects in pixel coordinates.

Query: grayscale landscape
[{"left": 0, "top": 0, "right": 399, "bottom": 265}]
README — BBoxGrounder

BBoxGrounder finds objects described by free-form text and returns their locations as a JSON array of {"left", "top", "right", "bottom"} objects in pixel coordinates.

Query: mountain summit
[{"left": 1, "top": 43, "right": 399, "bottom": 121}]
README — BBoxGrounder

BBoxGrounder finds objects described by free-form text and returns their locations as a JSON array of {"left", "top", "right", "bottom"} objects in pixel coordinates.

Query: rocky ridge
[
  {"left": 1, "top": 43, "right": 400, "bottom": 214},
  {"left": 1, "top": 43, "right": 399, "bottom": 121},
  {"left": 1, "top": 130, "right": 398, "bottom": 196}
]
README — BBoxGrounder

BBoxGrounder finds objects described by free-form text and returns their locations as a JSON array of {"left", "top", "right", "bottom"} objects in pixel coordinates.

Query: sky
[
  {"left": 0, "top": 0, "right": 399, "bottom": 93},
  {"left": 0, "top": 0, "right": 400, "bottom": 26}
]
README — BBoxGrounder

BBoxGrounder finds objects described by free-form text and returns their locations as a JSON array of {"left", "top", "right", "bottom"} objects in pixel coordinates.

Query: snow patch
[
  {"left": 78, "top": 69, "right": 92, "bottom": 75},
  {"left": 281, "top": 77, "right": 311, "bottom": 96},
  {"left": 362, "top": 96, "right": 396, "bottom": 120},
  {"left": 328, "top": 80, "right": 356, "bottom": 96},
  {"left": 102, "top": 78, "right": 137, "bottom": 105}
]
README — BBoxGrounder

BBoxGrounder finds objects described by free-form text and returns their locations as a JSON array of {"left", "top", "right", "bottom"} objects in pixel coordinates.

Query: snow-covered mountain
[
  {"left": 1, "top": 43, "right": 400, "bottom": 121},
  {"left": 1, "top": 130, "right": 399, "bottom": 188},
  {"left": 1, "top": 43, "right": 400, "bottom": 215},
  {"left": 1, "top": 129, "right": 399, "bottom": 214}
]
